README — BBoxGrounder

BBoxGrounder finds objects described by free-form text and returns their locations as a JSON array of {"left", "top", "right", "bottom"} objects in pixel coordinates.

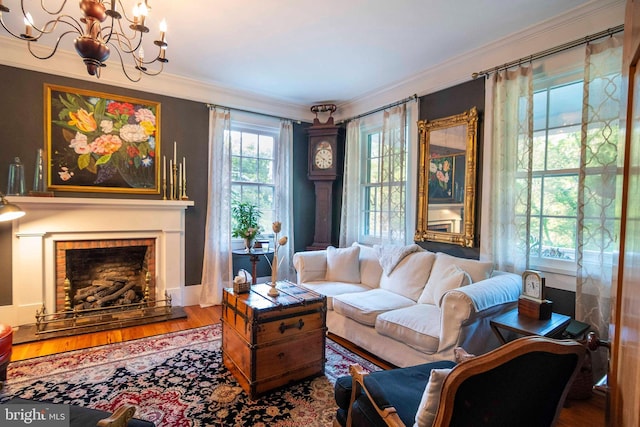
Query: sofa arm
[
  {"left": 292, "top": 250, "right": 328, "bottom": 283},
  {"left": 438, "top": 272, "right": 521, "bottom": 356},
  {"left": 454, "top": 271, "right": 522, "bottom": 312}
]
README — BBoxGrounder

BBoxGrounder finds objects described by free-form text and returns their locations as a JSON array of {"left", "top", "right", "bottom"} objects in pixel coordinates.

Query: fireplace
[
  {"left": 56, "top": 238, "right": 156, "bottom": 312},
  {"left": 3, "top": 196, "right": 193, "bottom": 328}
]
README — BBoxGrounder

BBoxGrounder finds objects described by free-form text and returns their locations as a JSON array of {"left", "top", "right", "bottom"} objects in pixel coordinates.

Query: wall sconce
[{"left": 0, "top": 193, "right": 25, "bottom": 222}]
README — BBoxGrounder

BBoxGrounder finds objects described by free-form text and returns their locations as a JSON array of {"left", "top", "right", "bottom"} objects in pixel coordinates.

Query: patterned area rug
[{"left": 0, "top": 324, "right": 380, "bottom": 426}]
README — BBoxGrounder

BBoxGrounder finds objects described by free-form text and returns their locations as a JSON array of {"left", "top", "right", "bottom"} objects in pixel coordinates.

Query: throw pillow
[
  {"left": 379, "top": 251, "right": 436, "bottom": 301},
  {"left": 353, "top": 242, "right": 383, "bottom": 288},
  {"left": 418, "top": 264, "right": 471, "bottom": 306},
  {"left": 325, "top": 245, "right": 361, "bottom": 283},
  {"left": 414, "top": 367, "right": 453, "bottom": 427},
  {"left": 429, "top": 253, "right": 494, "bottom": 284}
]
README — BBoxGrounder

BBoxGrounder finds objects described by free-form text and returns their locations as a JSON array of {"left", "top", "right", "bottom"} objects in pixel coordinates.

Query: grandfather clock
[{"left": 307, "top": 104, "right": 340, "bottom": 250}]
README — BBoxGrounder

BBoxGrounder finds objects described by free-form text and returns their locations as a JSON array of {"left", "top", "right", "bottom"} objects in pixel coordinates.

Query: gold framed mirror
[{"left": 415, "top": 107, "right": 478, "bottom": 247}]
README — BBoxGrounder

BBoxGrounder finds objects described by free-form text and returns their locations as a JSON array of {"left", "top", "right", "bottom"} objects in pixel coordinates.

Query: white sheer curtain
[
  {"left": 339, "top": 105, "right": 408, "bottom": 247},
  {"left": 488, "top": 66, "right": 533, "bottom": 272},
  {"left": 380, "top": 104, "right": 407, "bottom": 245},
  {"left": 339, "top": 119, "right": 361, "bottom": 247},
  {"left": 200, "top": 108, "right": 232, "bottom": 306},
  {"left": 275, "top": 120, "right": 295, "bottom": 281},
  {"left": 576, "top": 36, "right": 623, "bottom": 343},
  {"left": 487, "top": 38, "right": 623, "bottom": 380}
]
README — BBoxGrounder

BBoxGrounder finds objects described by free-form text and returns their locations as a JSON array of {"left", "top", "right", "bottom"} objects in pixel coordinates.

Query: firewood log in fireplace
[
  {"left": 72, "top": 279, "right": 142, "bottom": 309},
  {"left": 94, "top": 282, "right": 136, "bottom": 307}
]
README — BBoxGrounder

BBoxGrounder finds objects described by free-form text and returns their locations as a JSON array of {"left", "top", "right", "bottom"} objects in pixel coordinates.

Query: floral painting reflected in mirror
[
  {"left": 45, "top": 84, "right": 160, "bottom": 193},
  {"left": 415, "top": 107, "right": 478, "bottom": 247}
]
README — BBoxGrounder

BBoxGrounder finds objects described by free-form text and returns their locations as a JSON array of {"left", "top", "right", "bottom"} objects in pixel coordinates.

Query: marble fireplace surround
[{"left": 2, "top": 196, "right": 193, "bottom": 326}]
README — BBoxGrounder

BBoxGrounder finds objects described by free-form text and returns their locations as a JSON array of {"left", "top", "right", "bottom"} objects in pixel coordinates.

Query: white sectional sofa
[{"left": 292, "top": 243, "right": 522, "bottom": 367}]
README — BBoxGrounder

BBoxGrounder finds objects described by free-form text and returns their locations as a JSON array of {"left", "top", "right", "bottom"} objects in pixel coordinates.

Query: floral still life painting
[
  {"left": 46, "top": 84, "right": 160, "bottom": 193},
  {"left": 428, "top": 153, "right": 464, "bottom": 203}
]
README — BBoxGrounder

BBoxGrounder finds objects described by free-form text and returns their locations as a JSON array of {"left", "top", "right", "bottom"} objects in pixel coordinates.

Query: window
[
  {"left": 520, "top": 68, "right": 621, "bottom": 273},
  {"left": 360, "top": 123, "right": 407, "bottom": 244},
  {"left": 230, "top": 124, "right": 278, "bottom": 235}
]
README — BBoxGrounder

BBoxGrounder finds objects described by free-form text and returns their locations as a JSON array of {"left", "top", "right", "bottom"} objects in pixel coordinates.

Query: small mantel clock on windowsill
[
  {"left": 518, "top": 270, "right": 553, "bottom": 320},
  {"left": 307, "top": 104, "right": 341, "bottom": 250}
]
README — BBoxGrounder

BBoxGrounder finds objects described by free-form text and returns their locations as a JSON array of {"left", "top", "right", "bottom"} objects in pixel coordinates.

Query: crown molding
[
  {"left": 0, "top": 37, "right": 315, "bottom": 123},
  {"left": 0, "top": 0, "right": 624, "bottom": 123},
  {"left": 335, "top": 0, "right": 625, "bottom": 121}
]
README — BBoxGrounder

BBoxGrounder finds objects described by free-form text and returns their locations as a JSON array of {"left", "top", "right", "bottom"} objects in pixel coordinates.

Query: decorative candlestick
[
  {"left": 162, "top": 155, "right": 167, "bottom": 200},
  {"left": 169, "top": 159, "right": 174, "bottom": 200},
  {"left": 181, "top": 156, "right": 188, "bottom": 200},
  {"left": 178, "top": 162, "right": 182, "bottom": 200},
  {"left": 172, "top": 160, "right": 178, "bottom": 200}
]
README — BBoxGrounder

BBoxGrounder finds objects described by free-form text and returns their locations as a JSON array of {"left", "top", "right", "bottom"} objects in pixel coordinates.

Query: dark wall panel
[
  {"left": 0, "top": 63, "right": 313, "bottom": 304},
  {"left": 293, "top": 122, "right": 315, "bottom": 252},
  {"left": 0, "top": 64, "right": 208, "bottom": 300},
  {"left": 417, "top": 78, "right": 485, "bottom": 259}
]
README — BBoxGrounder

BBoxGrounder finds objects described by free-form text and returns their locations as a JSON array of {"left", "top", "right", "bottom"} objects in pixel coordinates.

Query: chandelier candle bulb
[
  {"left": 138, "top": 47, "right": 144, "bottom": 68},
  {"left": 23, "top": 14, "right": 32, "bottom": 37},
  {"left": 159, "top": 19, "right": 167, "bottom": 43},
  {"left": 138, "top": 2, "right": 147, "bottom": 27},
  {"left": 132, "top": 4, "right": 139, "bottom": 24}
]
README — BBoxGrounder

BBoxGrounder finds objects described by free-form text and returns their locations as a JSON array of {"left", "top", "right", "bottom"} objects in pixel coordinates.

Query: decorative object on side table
[
  {"left": 518, "top": 269, "right": 553, "bottom": 320},
  {"left": 231, "top": 202, "right": 262, "bottom": 252},
  {"left": 233, "top": 270, "right": 251, "bottom": 294},
  {"left": 268, "top": 221, "right": 288, "bottom": 297}
]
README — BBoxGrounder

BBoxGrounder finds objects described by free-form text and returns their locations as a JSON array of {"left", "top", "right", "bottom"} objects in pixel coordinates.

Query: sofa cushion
[
  {"left": 333, "top": 289, "right": 415, "bottom": 326},
  {"left": 325, "top": 245, "right": 361, "bottom": 283},
  {"left": 299, "top": 281, "right": 371, "bottom": 310},
  {"left": 415, "top": 367, "right": 453, "bottom": 427},
  {"left": 428, "top": 253, "right": 493, "bottom": 285},
  {"left": 375, "top": 304, "right": 441, "bottom": 353},
  {"left": 418, "top": 264, "right": 471, "bottom": 306},
  {"left": 293, "top": 250, "right": 327, "bottom": 282},
  {"left": 354, "top": 243, "right": 383, "bottom": 288},
  {"left": 379, "top": 251, "right": 436, "bottom": 301}
]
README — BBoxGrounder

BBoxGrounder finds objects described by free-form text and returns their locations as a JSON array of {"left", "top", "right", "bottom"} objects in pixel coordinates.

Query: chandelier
[{"left": 0, "top": 0, "right": 168, "bottom": 81}]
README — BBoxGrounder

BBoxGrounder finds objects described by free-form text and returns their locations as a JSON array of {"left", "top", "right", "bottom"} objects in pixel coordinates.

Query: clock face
[
  {"left": 314, "top": 142, "right": 333, "bottom": 169},
  {"left": 522, "top": 270, "right": 544, "bottom": 300}
]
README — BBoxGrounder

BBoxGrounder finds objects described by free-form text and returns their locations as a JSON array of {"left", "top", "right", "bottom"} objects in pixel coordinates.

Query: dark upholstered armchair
[{"left": 334, "top": 336, "right": 585, "bottom": 427}]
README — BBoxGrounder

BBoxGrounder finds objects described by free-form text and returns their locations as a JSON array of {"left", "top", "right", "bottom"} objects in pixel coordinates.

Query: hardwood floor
[{"left": 9, "top": 305, "right": 605, "bottom": 426}]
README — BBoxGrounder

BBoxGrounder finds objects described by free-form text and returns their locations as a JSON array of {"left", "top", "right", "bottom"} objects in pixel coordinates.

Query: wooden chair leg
[{"left": 96, "top": 404, "right": 136, "bottom": 427}]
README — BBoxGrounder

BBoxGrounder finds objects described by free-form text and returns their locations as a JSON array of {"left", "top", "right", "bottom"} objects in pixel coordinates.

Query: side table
[
  {"left": 490, "top": 308, "right": 571, "bottom": 344},
  {"left": 231, "top": 248, "right": 274, "bottom": 284}
]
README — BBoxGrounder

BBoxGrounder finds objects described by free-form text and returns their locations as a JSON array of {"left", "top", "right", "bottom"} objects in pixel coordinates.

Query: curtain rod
[
  {"left": 206, "top": 103, "right": 302, "bottom": 124},
  {"left": 472, "top": 24, "right": 624, "bottom": 79},
  {"left": 340, "top": 94, "right": 418, "bottom": 124}
]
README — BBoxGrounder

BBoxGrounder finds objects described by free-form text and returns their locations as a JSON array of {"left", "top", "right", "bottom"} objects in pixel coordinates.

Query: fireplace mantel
[{"left": 3, "top": 196, "right": 194, "bottom": 326}]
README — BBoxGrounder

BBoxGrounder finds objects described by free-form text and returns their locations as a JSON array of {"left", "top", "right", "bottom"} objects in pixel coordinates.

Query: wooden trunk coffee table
[{"left": 221, "top": 280, "right": 327, "bottom": 399}]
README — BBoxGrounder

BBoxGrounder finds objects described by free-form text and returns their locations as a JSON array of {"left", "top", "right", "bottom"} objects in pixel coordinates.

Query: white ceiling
[
  {"left": 0, "top": 0, "right": 622, "bottom": 114},
  {"left": 149, "top": 0, "right": 591, "bottom": 105}
]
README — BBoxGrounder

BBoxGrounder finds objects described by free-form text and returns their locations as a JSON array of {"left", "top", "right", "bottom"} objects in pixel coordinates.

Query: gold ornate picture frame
[
  {"left": 415, "top": 107, "right": 478, "bottom": 247},
  {"left": 45, "top": 84, "right": 161, "bottom": 194}
]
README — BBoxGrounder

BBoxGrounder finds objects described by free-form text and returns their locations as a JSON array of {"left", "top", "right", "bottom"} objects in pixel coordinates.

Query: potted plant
[{"left": 232, "top": 202, "right": 262, "bottom": 252}]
